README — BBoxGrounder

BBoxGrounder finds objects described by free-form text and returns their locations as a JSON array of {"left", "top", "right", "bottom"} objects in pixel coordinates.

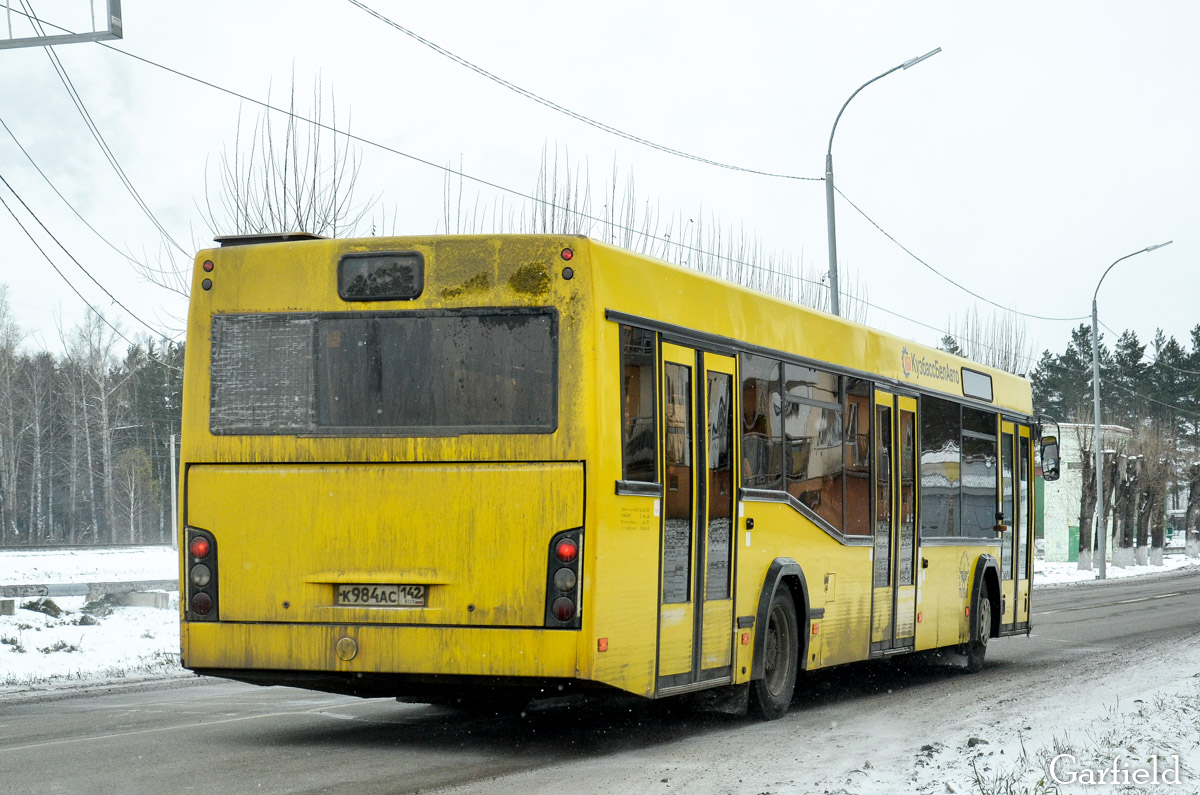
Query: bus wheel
[
  {"left": 965, "top": 585, "right": 991, "bottom": 673},
  {"left": 750, "top": 587, "right": 799, "bottom": 719}
]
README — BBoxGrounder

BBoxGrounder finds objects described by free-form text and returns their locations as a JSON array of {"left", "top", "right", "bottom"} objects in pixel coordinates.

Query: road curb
[{"left": 0, "top": 669, "right": 206, "bottom": 706}]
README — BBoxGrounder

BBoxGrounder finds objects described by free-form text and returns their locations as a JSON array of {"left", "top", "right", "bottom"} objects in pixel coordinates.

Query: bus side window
[
  {"left": 919, "top": 396, "right": 961, "bottom": 537},
  {"left": 620, "top": 326, "right": 658, "bottom": 483},
  {"left": 844, "top": 379, "right": 872, "bottom": 535},
  {"left": 739, "top": 354, "right": 783, "bottom": 491}
]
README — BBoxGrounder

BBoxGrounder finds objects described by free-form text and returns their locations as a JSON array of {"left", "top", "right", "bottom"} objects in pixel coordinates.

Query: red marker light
[
  {"left": 560, "top": 248, "right": 574, "bottom": 261},
  {"left": 189, "top": 536, "right": 210, "bottom": 559},
  {"left": 555, "top": 538, "right": 578, "bottom": 563},
  {"left": 190, "top": 592, "right": 213, "bottom": 616},
  {"left": 202, "top": 260, "right": 214, "bottom": 272},
  {"left": 551, "top": 597, "right": 576, "bottom": 621}
]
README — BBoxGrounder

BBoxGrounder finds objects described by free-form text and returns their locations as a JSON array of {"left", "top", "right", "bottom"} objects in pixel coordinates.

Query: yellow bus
[{"left": 179, "top": 233, "right": 1058, "bottom": 718}]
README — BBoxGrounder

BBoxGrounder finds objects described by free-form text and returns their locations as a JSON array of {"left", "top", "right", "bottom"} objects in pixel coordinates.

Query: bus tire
[
  {"left": 750, "top": 587, "right": 799, "bottom": 719},
  {"left": 965, "top": 583, "right": 991, "bottom": 673}
]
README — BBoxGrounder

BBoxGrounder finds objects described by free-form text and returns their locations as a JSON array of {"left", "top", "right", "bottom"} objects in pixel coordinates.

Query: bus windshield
[{"left": 210, "top": 308, "right": 558, "bottom": 436}]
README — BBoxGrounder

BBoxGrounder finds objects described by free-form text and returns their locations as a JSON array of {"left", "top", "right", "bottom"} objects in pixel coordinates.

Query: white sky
[{"left": 0, "top": 1, "right": 1194, "bottom": 363}]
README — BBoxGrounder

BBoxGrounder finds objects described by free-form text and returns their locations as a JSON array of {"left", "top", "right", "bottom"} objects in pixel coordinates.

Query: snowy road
[{"left": 2, "top": 570, "right": 1198, "bottom": 794}]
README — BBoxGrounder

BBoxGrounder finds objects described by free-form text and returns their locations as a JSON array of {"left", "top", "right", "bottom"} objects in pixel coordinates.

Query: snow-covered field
[
  {"left": 1035, "top": 550, "right": 1200, "bottom": 586},
  {"left": 1, "top": 546, "right": 183, "bottom": 691}
]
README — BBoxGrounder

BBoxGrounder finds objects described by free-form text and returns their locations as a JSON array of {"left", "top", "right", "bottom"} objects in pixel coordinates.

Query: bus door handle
[{"left": 921, "top": 557, "right": 929, "bottom": 569}]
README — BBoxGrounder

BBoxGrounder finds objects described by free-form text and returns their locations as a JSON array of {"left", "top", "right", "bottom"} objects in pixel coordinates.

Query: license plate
[{"left": 334, "top": 584, "right": 427, "bottom": 607}]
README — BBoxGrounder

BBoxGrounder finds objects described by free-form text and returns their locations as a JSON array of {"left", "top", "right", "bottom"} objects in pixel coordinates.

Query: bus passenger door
[
  {"left": 870, "top": 391, "right": 917, "bottom": 655},
  {"left": 894, "top": 396, "right": 918, "bottom": 648},
  {"left": 657, "top": 343, "right": 736, "bottom": 692},
  {"left": 999, "top": 421, "right": 1017, "bottom": 630},
  {"left": 1014, "top": 424, "right": 1033, "bottom": 630}
]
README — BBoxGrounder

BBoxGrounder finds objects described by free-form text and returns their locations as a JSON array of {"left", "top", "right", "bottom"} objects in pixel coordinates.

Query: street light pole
[
  {"left": 1092, "top": 240, "right": 1172, "bottom": 579},
  {"left": 825, "top": 47, "right": 941, "bottom": 317}
]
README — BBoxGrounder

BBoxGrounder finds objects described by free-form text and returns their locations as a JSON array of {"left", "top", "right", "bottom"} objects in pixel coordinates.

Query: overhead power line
[
  {"left": 0, "top": 188, "right": 185, "bottom": 372},
  {"left": 0, "top": 186, "right": 136, "bottom": 348},
  {"left": 85, "top": 42, "right": 1036, "bottom": 362},
  {"left": 834, "top": 186, "right": 1089, "bottom": 323},
  {"left": 1105, "top": 380, "right": 1200, "bottom": 421},
  {"left": 6, "top": 9, "right": 1035, "bottom": 360},
  {"left": 344, "top": 0, "right": 823, "bottom": 183},
  {"left": 345, "top": 1, "right": 1090, "bottom": 326},
  {"left": 0, "top": 114, "right": 143, "bottom": 268},
  {"left": 20, "top": 0, "right": 188, "bottom": 257},
  {"left": 11, "top": 2, "right": 1087, "bottom": 329},
  {"left": 1098, "top": 318, "right": 1200, "bottom": 376},
  {"left": 0, "top": 170, "right": 175, "bottom": 344}
]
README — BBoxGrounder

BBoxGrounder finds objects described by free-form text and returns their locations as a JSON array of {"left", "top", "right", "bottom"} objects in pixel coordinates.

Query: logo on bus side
[{"left": 901, "top": 346, "right": 961, "bottom": 387}]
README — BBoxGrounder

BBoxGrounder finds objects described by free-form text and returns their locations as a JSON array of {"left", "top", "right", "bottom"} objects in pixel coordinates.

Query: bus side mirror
[{"left": 1041, "top": 435, "right": 1060, "bottom": 482}]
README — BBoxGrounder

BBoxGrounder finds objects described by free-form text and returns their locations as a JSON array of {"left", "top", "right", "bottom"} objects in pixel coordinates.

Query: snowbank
[
  {"left": 1, "top": 546, "right": 183, "bottom": 693},
  {"left": 1035, "top": 551, "right": 1200, "bottom": 586},
  {"left": 1, "top": 545, "right": 177, "bottom": 585}
]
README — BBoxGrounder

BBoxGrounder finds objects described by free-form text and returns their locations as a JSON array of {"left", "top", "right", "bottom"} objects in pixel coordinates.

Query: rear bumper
[{"left": 181, "top": 620, "right": 580, "bottom": 680}]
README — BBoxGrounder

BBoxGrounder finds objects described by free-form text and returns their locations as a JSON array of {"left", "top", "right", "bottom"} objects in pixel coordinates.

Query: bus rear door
[
  {"left": 871, "top": 390, "right": 918, "bottom": 655},
  {"left": 657, "top": 343, "right": 736, "bottom": 692}
]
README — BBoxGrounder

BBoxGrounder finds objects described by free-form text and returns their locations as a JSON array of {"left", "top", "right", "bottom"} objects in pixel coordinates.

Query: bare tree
[
  {"left": 0, "top": 286, "right": 22, "bottom": 544},
  {"left": 1186, "top": 462, "right": 1200, "bottom": 558},
  {"left": 63, "top": 312, "right": 124, "bottom": 544},
  {"left": 20, "top": 352, "right": 55, "bottom": 543},
  {"left": 1114, "top": 455, "right": 1140, "bottom": 568},
  {"left": 1074, "top": 423, "right": 1096, "bottom": 570},
  {"left": 1147, "top": 455, "right": 1172, "bottom": 566},
  {"left": 441, "top": 146, "right": 871, "bottom": 322},
  {"left": 111, "top": 447, "right": 158, "bottom": 544},
  {"left": 140, "top": 76, "right": 375, "bottom": 300},
  {"left": 1099, "top": 448, "right": 1120, "bottom": 567},
  {"left": 1135, "top": 463, "right": 1153, "bottom": 566},
  {"left": 204, "top": 76, "right": 373, "bottom": 239},
  {"left": 941, "top": 306, "right": 1035, "bottom": 376},
  {"left": 1126, "top": 432, "right": 1172, "bottom": 566}
]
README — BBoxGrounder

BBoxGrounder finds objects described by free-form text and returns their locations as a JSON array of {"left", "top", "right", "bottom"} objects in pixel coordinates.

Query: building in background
[{"left": 1041, "top": 423, "right": 1132, "bottom": 563}]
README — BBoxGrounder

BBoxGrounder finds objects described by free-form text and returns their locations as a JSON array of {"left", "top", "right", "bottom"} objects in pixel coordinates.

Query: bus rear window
[{"left": 210, "top": 309, "right": 557, "bottom": 435}]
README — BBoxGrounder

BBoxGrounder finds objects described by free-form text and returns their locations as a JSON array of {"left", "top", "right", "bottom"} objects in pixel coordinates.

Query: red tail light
[
  {"left": 545, "top": 530, "right": 582, "bottom": 628},
  {"left": 551, "top": 597, "right": 576, "bottom": 622},
  {"left": 190, "top": 593, "right": 213, "bottom": 615},
  {"left": 555, "top": 538, "right": 578, "bottom": 563},
  {"left": 186, "top": 528, "right": 218, "bottom": 621},
  {"left": 189, "top": 536, "right": 210, "bottom": 559}
]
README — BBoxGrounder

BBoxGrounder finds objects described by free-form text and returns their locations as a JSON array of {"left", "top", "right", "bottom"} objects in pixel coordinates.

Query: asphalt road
[{"left": 3, "top": 569, "right": 1199, "bottom": 794}]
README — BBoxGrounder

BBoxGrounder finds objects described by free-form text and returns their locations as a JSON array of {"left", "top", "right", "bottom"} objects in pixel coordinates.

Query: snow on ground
[
  {"left": 1, "top": 544, "right": 178, "bottom": 584},
  {"left": 4, "top": 546, "right": 1200, "bottom": 790},
  {"left": 1035, "top": 549, "right": 1200, "bottom": 585},
  {"left": 797, "top": 636, "right": 1200, "bottom": 795},
  {"left": 436, "top": 634, "right": 1200, "bottom": 795},
  {"left": 1, "top": 546, "right": 183, "bottom": 692}
]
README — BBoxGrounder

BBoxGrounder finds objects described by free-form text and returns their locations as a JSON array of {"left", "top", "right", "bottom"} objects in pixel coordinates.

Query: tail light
[
  {"left": 545, "top": 529, "right": 582, "bottom": 629},
  {"left": 186, "top": 527, "right": 219, "bottom": 620}
]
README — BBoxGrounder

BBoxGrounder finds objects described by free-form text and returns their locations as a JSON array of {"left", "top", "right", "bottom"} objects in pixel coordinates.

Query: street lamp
[
  {"left": 825, "top": 47, "right": 941, "bottom": 317},
  {"left": 1092, "top": 240, "right": 1172, "bottom": 579}
]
